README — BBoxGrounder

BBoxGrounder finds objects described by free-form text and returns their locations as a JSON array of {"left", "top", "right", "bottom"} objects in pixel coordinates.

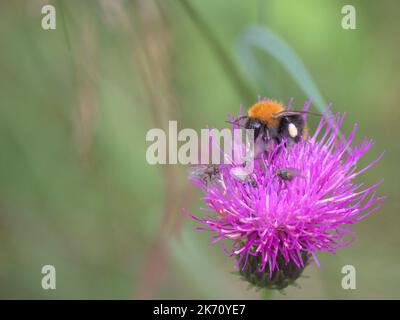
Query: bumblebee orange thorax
[{"left": 247, "top": 100, "right": 285, "bottom": 126}]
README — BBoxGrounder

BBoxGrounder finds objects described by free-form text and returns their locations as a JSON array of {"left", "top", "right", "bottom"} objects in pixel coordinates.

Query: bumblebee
[{"left": 229, "top": 100, "right": 319, "bottom": 146}]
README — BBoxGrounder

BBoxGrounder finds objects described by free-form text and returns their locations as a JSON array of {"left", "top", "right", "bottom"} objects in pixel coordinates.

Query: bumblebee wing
[{"left": 272, "top": 110, "right": 321, "bottom": 119}]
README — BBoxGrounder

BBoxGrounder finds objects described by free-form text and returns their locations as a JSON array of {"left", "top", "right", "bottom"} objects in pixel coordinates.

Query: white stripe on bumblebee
[{"left": 288, "top": 123, "right": 298, "bottom": 138}]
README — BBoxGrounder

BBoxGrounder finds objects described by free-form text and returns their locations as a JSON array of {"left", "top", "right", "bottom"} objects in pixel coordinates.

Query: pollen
[{"left": 247, "top": 100, "right": 284, "bottom": 126}]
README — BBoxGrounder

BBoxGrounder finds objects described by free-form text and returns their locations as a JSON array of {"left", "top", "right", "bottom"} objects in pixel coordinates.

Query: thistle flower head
[{"left": 190, "top": 99, "right": 385, "bottom": 289}]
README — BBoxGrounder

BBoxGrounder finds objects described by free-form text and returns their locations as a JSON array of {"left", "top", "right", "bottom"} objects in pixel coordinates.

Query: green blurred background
[{"left": 0, "top": 0, "right": 398, "bottom": 299}]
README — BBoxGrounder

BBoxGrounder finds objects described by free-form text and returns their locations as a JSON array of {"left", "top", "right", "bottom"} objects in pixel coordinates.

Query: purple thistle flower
[{"left": 190, "top": 99, "right": 385, "bottom": 289}]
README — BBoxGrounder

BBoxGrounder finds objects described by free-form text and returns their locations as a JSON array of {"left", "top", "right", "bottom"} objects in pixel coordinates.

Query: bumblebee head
[{"left": 244, "top": 117, "right": 266, "bottom": 141}]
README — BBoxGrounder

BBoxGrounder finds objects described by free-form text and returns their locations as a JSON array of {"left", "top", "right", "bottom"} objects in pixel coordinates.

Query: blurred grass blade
[
  {"left": 237, "top": 26, "right": 326, "bottom": 112},
  {"left": 178, "top": 0, "right": 255, "bottom": 101}
]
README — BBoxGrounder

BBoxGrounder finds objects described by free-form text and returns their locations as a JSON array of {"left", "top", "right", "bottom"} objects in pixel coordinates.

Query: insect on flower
[
  {"left": 188, "top": 164, "right": 220, "bottom": 184},
  {"left": 190, "top": 98, "right": 385, "bottom": 290},
  {"left": 227, "top": 98, "right": 320, "bottom": 147},
  {"left": 229, "top": 166, "right": 257, "bottom": 187},
  {"left": 275, "top": 167, "right": 305, "bottom": 181}
]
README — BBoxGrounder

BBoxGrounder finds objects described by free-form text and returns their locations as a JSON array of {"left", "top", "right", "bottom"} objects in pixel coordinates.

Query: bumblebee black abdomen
[{"left": 277, "top": 115, "right": 305, "bottom": 144}]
